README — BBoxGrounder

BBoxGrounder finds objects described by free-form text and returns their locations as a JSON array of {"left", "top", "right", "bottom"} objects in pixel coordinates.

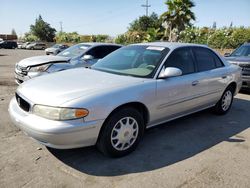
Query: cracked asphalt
[{"left": 0, "top": 49, "right": 250, "bottom": 188}]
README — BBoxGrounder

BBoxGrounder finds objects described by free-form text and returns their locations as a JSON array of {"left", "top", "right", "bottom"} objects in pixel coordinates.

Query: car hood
[
  {"left": 225, "top": 56, "right": 250, "bottom": 63},
  {"left": 45, "top": 47, "right": 57, "bottom": 52},
  {"left": 17, "top": 68, "right": 145, "bottom": 106},
  {"left": 18, "top": 55, "right": 71, "bottom": 67}
]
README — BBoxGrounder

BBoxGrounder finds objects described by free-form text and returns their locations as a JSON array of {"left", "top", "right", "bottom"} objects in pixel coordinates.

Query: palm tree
[
  {"left": 161, "top": 0, "right": 196, "bottom": 41},
  {"left": 145, "top": 28, "right": 163, "bottom": 42}
]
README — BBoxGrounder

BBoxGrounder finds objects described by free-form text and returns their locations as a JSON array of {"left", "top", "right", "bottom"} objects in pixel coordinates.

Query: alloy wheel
[{"left": 221, "top": 90, "right": 233, "bottom": 111}]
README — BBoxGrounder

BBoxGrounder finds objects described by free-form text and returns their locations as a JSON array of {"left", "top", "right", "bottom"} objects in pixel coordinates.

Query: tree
[
  {"left": 212, "top": 22, "right": 217, "bottom": 29},
  {"left": 11, "top": 29, "right": 17, "bottom": 36},
  {"left": 161, "top": 0, "right": 196, "bottom": 41},
  {"left": 30, "top": 15, "right": 56, "bottom": 42},
  {"left": 128, "top": 12, "right": 162, "bottom": 32},
  {"left": 24, "top": 32, "right": 39, "bottom": 42},
  {"left": 145, "top": 28, "right": 163, "bottom": 42},
  {"left": 115, "top": 31, "right": 147, "bottom": 45}
]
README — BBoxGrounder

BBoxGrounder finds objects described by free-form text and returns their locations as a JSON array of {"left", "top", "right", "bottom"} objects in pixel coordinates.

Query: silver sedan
[{"left": 9, "top": 42, "right": 242, "bottom": 157}]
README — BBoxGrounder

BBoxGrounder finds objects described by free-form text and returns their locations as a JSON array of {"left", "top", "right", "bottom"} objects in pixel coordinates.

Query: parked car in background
[
  {"left": 17, "top": 42, "right": 24, "bottom": 49},
  {"left": 21, "top": 42, "right": 31, "bottom": 49},
  {"left": 45, "top": 44, "right": 69, "bottom": 55},
  {"left": 26, "top": 42, "right": 46, "bottom": 50},
  {"left": 9, "top": 42, "right": 242, "bottom": 157},
  {"left": 15, "top": 43, "right": 122, "bottom": 84},
  {"left": 225, "top": 42, "right": 250, "bottom": 90},
  {"left": 0, "top": 41, "right": 17, "bottom": 49}
]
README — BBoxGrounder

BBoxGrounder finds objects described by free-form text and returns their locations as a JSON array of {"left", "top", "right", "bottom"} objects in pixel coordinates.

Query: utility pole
[
  {"left": 59, "top": 21, "right": 63, "bottom": 33},
  {"left": 141, "top": 0, "right": 151, "bottom": 17}
]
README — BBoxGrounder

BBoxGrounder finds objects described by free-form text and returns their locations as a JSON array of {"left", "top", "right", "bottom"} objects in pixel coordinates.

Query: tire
[
  {"left": 213, "top": 86, "right": 234, "bottom": 115},
  {"left": 97, "top": 107, "right": 145, "bottom": 157}
]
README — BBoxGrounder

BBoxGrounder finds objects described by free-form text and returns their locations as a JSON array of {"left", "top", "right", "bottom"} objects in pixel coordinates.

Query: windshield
[
  {"left": 52, "top": 44, "right": 61, "bottom": 48},
  {"left": 92, "top": 45, "right": 169, "bottom": 78},
  {"left": 57, "top": 44, "right": 90, "bottom": 58},
  {"left": 231, "top": 45, "right": 250, "bottom": 57}
]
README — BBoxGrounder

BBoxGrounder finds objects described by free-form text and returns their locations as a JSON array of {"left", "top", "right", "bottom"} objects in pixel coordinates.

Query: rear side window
[
  {"left": 214, "top": 54, "right": 224, "bottom": 68},
  {"left": 193, "top": 47, "right": 224, "bottom": 72},
  {"left": 87, "top": 46, "right": 121, "bottom": 59},
  {"left": 105, "top": 46, "right": 121, "bottom": 55},
  {"left": 164, "top": 47, "right": 195, "bottom": 75}
]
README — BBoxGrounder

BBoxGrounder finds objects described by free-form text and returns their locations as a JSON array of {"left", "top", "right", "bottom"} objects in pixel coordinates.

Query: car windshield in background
[
  {"left": 92, "top": 45, "right": 169, "bottom": 78},
  {"left": 52, "top": 44, "right": 61, "bottom": 48},
  {"left": 57, "top": 44, "right": 90, "bottom": 58},
  {"left": 231, "top": 45, "right": 250, "bottom": 57}
]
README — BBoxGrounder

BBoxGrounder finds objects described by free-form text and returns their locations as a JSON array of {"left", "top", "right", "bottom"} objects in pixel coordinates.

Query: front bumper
[
  {"left": 15, "top": 71, "right": 46, "bottom": 84},
  {"left": 8, "top": 98, "right": 104, "bottom": 149}
]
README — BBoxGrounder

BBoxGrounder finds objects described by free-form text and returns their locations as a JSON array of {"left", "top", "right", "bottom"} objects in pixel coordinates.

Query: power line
[{"left": 141, "top": 0, "right": 151, "bottom": 17}]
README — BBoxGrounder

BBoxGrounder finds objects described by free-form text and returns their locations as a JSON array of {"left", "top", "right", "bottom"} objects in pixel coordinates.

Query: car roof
[
  {"left": 243, "top": 42, "right": 250, "bottom": 46},
  {"left": 78, "top": 42, "right": 122, "bottom": 47},
  {"left": 131, "top": 42, "right": 208, "bottom": 50}
]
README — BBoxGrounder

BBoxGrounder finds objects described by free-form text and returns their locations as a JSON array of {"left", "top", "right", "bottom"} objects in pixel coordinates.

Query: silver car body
[
  {"left": 9, "top": 42, "right": 242, "bottom": 149},
  {"left": 26, "top": 42, "right": 46, "bottom": 50},
  {"left": 20, "top": 42, "right": 30, "bottom": 49},
  {"left": 15, "top": 43, "right": 122, "bottom": 84},
  {"left": 45, "top": 44, "right": 68, "bottom": 55}
]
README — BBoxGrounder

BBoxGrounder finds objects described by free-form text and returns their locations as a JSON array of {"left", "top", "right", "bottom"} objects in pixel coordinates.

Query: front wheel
[
  {"left": 97, "top": 107, "right": 145, "bottom": 157},
  {"left": 213, "top": 86, "right": 234, "bottom": 115}
]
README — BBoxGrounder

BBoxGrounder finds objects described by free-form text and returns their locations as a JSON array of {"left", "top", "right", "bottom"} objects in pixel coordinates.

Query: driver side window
[{"left": 164, "top": 47, "right": 195, "bottom": 75}]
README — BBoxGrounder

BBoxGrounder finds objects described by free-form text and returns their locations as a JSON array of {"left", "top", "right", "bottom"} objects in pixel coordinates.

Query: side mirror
[
  {"left": 159, "top": 67, "right": 182, "bottom": 78},
  {"left": 224, "top": 53, "right": 231, "bottom": 57},
  {"left": 82, "top": 55, "right": 94, "bottom": 61}
]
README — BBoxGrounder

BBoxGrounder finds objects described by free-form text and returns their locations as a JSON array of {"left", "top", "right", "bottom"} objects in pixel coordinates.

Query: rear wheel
[
  {"left": 97, "top": 107, "right": 144, "bottom": 157},
  {"left": 213, "top": 86, "right": 234, "bottom": 115}
]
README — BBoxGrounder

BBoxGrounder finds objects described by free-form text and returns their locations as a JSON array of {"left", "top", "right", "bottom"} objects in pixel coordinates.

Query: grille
[
  {"left": 15, "top": 93, "right": 30, "bottom": 112},
  {"left": 242, "top": 67, "right": 250, "bottom": 76},
  {"left": 239, "top": 63, "right": 250, "bottom": 68}
]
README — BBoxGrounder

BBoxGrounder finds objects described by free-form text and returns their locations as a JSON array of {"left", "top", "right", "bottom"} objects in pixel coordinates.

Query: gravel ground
[{"left": 0, "top": 49, "right": 250, "bottom": 188}]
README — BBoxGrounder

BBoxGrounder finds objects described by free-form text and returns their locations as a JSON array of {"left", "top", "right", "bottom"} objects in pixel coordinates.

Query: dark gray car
[{"left": 225, "top": 43, "right": 250, "bottom": 90}]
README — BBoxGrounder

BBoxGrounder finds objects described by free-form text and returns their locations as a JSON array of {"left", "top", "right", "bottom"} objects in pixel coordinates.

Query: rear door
[{"left": 191, "top": 47, "right": 227, "bottom": 106}]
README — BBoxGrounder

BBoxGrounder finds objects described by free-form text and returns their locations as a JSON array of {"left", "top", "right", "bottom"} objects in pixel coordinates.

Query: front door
[{"left": 152, "top": 47, "right": 200, "bottom": 125}]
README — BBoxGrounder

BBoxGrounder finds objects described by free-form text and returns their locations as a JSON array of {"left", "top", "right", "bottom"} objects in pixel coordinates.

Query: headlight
[
  {"left": 33, "top": 105, "right": 89, "bottom": 120},
  {"left": 29, "top": 64, "right": 51, "bottom": 72},
  {"left": 228, "top": 61, "right": 239, "bottom": 65}
]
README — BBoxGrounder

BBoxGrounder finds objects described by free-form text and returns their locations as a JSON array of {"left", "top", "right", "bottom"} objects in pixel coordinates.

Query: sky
[{"left": 0, "top": 0, "right": 250, "bottom": 37}]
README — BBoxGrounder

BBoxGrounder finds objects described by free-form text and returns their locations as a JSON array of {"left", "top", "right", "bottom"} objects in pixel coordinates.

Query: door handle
[
  {"left": 192, "top": 80, "right": 199, "bottom": 86},
  {"left": 222, "top": 75, "right": 227, "bottom": 79}
]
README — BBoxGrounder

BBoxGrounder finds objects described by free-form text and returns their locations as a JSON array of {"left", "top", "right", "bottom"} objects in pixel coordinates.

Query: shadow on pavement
[
  {"left": 240, "top": 89, "right": 250, "bottom": 95},
  {"left": 48, "top": 97, "right": 250, "bottom": 176}
]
